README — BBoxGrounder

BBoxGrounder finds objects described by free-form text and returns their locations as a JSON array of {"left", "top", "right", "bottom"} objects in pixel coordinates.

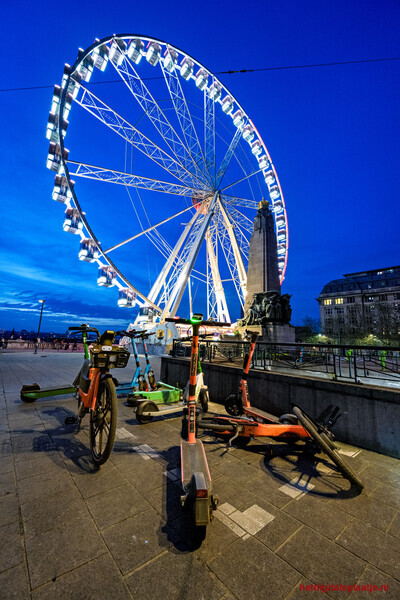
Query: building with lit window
[{"left": 317, "top": 266, "right": 400, "bottom": 339}]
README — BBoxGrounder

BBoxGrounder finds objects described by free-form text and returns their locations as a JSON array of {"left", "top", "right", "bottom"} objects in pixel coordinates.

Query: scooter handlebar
[
  {"left": 165, "top": 317, "right": 230, "bottom": 327},
  {"left": 119, "top": 330, "right": 155, "bottom": 340},
  {"left": 68, "top": 325, "right": 100, "bottom": 337}
]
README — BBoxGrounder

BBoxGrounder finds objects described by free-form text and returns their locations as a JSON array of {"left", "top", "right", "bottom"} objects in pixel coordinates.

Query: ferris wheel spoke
[
  {"left": 222, "top": 194, "right": 258, "bottom": 210},
  {"left": 215, "top": 127, "right": 244, "bottom": 188},
  {"left": 204, "top": 87, "right": 216, "bottom": 184},
  {"left": 219, "top": 168, "right": 263, "bottom": 194},
  {"left": 222, "top": 202, "right": 254, "bottom": 233},
  {"left": 113, "top": 55, "right": 204, "bottom": 187},
  {"left": 67, "top": 160, "right": 206, "bottom": 199},
  {"left": 103, "top": 205, "right": 195, "bottom": 254},
  {"left": 159, "top": 51, "right": 209, "bottom": 185},
  {"left": 75, "top": 86, "right": 204, "bottom": 188}
]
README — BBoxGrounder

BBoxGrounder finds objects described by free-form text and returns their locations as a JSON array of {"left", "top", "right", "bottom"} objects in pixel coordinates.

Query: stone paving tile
[
  {"left": 72, "top": 465, "right": 128, "bottom": 499},
  {"left": 123, "top": 456, "right": 167, "bottom": 492},
  {"left": 350, "top": 565, "right": 400, "bottom": 600},
  {"left": 369, "top": 482, "right": 400, "bottom": 510},
  {"left": 0, "top": 455, "right": 13, "bottom": 474},
  {"left": 30, "top": 553, "right": 132, "bottom": 600},
  {"left": 14, "top": 452, "right": 65, "bottom": 480},
  {"left": 283, "top": 493, "right": 354, "bottom": 540},
  {"left": 16, "top": 468, "right": 75, "bottom": 504},
  {"left": 21, "top": 487, "right": 86, "bottom": 537},
  {"left": 0, "top": 563, "right": 30, "bottom": 600},
  {"left": 277, "top": 526, "right": 366, "bottom": 600},
  {"left": 126, "top": 549, "right": 226, "bottom": 600},
  {"left": 86, "top": 483, "right": 151, "bottom": 530},
  {"left": 238, "top": 497, "right": 303, "bottom": 551},
  {"left": 212, "top": 454, "right": 261, "bottom": 485},
  {"left": 328, "top": 491, "right": 397, "bottom": 532},
  {"left": 357, "top": 462, "right": 400, "bottom": 487},
  {"left": 0, "top": 521, "right": 24, "bottom": 573},
  {"left": 101, "top": 508, "right": 171, "bottom": 574},
  {"left": 0, "top": 470, "right": 16, "bottom": 496},
  {"left": 387, "top": 511, "right": 400, "bottom": 539},
  {"left": 210, "top": 536, "right": 301, "bottom": 600},
  {"left": 142, "top": 478, "right": 183, "bottom": 522},
  {"left": 0, "top": 441, "right": 12, "bottom": 457},
  {"left": 0, "top": 493, "right": 20, "bottom": 527},
  {"left": 337, "top": 519, "right": 400, "bottom": 581},
  {"left": 25, "top": 514, "right": 107, "bottom": 589}
]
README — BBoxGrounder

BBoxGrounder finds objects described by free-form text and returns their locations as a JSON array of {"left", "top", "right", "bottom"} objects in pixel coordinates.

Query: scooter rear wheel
[
  {"left": 136, "top": 401, "right": 158, "bottom": 424},
  {"left": 199, "top": 388, "right": 209, "bottom": 413},
  {"left": 292, "top": 405, "right": 363, "bottom": 489}
]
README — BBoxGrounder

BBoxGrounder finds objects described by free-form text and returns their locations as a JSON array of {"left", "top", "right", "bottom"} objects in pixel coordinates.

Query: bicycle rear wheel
[
  {"left": 292, "top": 405, "right": 363, "bottom": 489},
  {"left": 90, "top": 378, "right": 117, "bottom": 466}
]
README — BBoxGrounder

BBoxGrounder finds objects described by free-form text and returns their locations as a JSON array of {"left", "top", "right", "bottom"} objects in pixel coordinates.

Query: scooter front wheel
[
  {"left": 136, "top": 401, "right": 158, "bottom": 424},
  {"left": 224, "top": 394, "right": 244, "bottom": 416},
  {"left": 292, "top": 405, "right": 363, "bottom": 489},
  {"left": 90, "top": 378, "right": 117, "bottom": 466}
]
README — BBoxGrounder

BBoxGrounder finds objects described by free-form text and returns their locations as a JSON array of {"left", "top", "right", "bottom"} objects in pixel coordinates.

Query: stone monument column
[
  {"left": 244, "top": 200, "right": 280, "bottom": 312},
  {"left": 238, "top": 200, "right": 295, "bottom": 343}
]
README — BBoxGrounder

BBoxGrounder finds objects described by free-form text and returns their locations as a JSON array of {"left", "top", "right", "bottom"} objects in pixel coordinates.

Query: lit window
[
  {"left": 335, "top": 298, "right": 343, "bottom": 304},
  {"left": 324, "top": 299, "right": 332, "bottom": 306}
]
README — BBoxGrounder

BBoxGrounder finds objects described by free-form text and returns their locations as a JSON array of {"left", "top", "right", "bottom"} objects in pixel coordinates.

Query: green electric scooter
[
  {"left": 20, "top": 325, "right": 91, "bottom": 402},
  {"left": 133, "top": 334, "right": 210, "bottom": 425}
]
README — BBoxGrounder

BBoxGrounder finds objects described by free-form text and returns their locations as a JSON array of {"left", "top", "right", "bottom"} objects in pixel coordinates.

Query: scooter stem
[{"left": 188, "top": 323, "right": 200, "bottom": 444}]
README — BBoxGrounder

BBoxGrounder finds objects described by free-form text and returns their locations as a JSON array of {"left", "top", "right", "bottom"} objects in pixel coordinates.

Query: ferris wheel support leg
[
  {"left": 206, "top": 229, "right": 230, "bottom": 323},
  {"left": 161, "top": 192, "right": 219, "bottom": 320},
  {"left": 218, "top": 199, "right": 247, "bottom": 302}
]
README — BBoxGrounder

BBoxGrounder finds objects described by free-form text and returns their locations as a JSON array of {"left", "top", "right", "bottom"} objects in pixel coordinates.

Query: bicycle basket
[{"left": 90, "top": 345, "right": 130, "bottom": 369}]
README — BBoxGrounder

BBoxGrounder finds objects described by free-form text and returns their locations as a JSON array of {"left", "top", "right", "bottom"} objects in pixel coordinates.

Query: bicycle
[{"left": 66, "top": 325, "right": 130, "bottom": 466}]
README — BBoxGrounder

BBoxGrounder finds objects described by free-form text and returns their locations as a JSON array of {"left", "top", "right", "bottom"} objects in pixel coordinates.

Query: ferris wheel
[{"left": 46, "top": 34, "right": 288, "bottom": 324}]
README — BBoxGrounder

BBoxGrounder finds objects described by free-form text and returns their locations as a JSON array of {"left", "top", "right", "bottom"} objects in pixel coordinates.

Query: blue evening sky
[{"left": 1, "top": 0, "right": 399, "bottom": 333}]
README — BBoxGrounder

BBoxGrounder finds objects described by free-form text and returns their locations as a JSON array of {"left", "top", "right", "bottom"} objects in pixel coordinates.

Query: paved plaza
[{"left": 1, "top": 352, "right": 400, "bottom": 599}]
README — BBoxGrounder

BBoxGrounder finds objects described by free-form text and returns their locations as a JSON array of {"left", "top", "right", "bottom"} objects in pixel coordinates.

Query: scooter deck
[
  {"left": 20, "top": 384, "right": 76, "bottom": 400},
  {"left": 128, "top": 383, "right": 181, "bottom": 404},
  {"left": 181, "top": 439, "right": 211, "bottom": 491},
  {"left": 244, "top": 406, "right": 280, "bottom": 423}
]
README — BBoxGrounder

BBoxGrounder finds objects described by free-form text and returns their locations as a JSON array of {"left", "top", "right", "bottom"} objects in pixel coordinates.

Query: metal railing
[{"left": 171, "top": 339, "right": 400, "bottom": 385}]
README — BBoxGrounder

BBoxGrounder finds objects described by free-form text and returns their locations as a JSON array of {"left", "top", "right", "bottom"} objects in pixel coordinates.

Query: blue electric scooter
[{"left": 116, "top": 330, "right": 148, "bottom": 396}]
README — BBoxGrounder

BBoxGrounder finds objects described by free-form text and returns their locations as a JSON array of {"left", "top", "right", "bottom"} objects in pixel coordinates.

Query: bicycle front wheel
[
  {"left": 90, "top": 378, "right": 117, "bottom": 466},
  {"left": 292, "top": 405, "right": 363, "bottom": 489}
]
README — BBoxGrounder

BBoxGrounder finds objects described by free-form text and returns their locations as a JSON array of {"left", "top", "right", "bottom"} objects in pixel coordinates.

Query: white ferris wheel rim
[{"left": 54, "top": 33, "right": 289, "bottom": 319}]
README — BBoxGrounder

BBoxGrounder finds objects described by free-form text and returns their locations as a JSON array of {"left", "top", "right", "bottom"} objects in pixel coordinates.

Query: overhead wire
[{"left": 1, "top": 56, "right": 399, "bottom": 93}]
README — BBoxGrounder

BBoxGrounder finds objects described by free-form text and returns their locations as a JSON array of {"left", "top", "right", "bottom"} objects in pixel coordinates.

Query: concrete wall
[{"left": 160, "top": 356, "right": 400, "bottom": 458}]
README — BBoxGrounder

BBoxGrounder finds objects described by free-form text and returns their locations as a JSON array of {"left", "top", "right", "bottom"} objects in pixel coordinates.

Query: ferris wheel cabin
[
  {"left": 79, "top": 238, "right": 99, "bottom": 262},
  {"left": 127, "top": 39, "right": 144, "bottom": 64},
  {"left": 136, "top": 307, "right": 155, "bottom": 326},
  {"left": 47, "top": 142, "right": 69, "bottom": 173},
  {"left": 92, "top": 41, "right": 109, "bottom": 71},
  {"left": 63, "top": 208, "right": 83, "bottom": 234},
  {"left": 97, "top": 266, "right": 117, "bottom": 287},
  {"left": 146, "top": 42, "right": 161, "bottom": 66},
  {"left": 52, "top": 175, "right": 74, "bottom": 204},
  {"left": 118, "top": 288, "right": 137, "bottom": 308}
]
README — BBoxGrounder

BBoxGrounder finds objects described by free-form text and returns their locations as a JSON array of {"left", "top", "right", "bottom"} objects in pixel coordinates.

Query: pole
[{"left": 34, "top": 300, "right": 45, "bottom": 354}]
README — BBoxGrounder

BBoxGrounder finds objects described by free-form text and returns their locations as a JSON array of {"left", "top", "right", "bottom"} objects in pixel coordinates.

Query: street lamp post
[{"left": 34, "top": 299, "right": 45, "bottom": 354}]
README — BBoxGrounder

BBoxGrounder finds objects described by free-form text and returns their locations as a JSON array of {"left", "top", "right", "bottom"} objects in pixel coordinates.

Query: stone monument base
[{"left": 237, "top": 322, "right": 295, "bottom": 344}]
